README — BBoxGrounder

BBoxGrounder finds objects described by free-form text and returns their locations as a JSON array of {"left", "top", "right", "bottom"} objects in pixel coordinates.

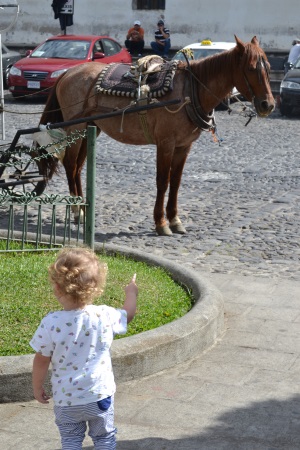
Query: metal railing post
[{"left": 85, "top": 125, "right": 96, "bottom": 250}]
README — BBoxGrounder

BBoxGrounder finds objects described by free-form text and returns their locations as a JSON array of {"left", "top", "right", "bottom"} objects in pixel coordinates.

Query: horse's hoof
[
  {"left": 73, "top": 214, "right": 84, "bottom": 225},
  {"left": 170, "top": 222, "right": 187, "bottom": 234},
  {"left": 156, "top": 225, "right": 173, "bottom": 236}
]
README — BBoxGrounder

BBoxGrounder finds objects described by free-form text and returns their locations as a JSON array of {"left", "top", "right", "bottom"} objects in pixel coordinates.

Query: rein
[{"left": 182, "top": 54, "right": 216, "bottom": 132}]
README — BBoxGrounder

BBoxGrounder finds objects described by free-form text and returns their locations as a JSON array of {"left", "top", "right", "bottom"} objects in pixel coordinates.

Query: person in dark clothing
[{"left": 150, "top": 19, "right": 171, "bottom": 58}]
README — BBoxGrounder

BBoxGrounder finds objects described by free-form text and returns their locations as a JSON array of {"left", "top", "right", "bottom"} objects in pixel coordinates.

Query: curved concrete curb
[{"left": 0, "top": 243, "right": 224, "bottom": 402}]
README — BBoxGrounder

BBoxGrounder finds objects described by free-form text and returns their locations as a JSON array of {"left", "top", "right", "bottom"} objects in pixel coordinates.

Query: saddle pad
[{"left": 95, "top": 61, "right": 178, "bottom": 98}]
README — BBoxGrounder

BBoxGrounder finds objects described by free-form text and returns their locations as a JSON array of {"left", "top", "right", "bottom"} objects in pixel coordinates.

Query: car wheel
[{"left": 280, "top": 102, "right": 293, "bottom": 116}]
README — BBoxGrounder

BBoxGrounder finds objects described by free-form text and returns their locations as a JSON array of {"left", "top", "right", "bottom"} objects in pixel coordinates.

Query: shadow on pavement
[{"left": 115, "top": 395, "right": 300, "bottom": 449}]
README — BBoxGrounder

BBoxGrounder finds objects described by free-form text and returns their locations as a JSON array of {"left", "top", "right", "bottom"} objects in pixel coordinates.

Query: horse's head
[{"left": 233, "top": 35, "right": 275, "bottom": 117}]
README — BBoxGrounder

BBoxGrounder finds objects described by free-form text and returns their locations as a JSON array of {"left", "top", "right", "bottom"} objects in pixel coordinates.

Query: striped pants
[{"left": 54, "top": 396, "right": 116, "bottom": 450}]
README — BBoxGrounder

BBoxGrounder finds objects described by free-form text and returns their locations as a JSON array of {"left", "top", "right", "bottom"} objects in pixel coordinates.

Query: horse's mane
[{"left": 188, "top": 41, "right": 267, "bottom": 85}]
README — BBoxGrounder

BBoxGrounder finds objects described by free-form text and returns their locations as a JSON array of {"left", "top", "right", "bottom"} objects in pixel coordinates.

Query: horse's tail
[
  {"left": 40, "top": 85, "right": 64, "bottom": 126},
  {"left": 36, "top": 76, "right": 66, "bottom": 181}
]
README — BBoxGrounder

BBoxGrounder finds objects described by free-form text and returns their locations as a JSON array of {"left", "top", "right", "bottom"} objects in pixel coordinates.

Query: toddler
[{"left": 30, "top": 247, "right": 138, "bottom": 450}]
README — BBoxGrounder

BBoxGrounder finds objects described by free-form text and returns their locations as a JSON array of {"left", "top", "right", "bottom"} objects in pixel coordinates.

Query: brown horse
[{"left": 38, "top": 35, "right": 275, "bottom": 236}]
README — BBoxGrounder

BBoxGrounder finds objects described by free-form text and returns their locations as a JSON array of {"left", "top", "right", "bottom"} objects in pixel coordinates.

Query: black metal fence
[{"left": 0, "top": 125, "right": 97, "bottom": 252}]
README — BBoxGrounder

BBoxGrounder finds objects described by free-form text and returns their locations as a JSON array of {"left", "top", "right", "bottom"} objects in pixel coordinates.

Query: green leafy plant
[{"left": 0, "top": 249, "right": 192, "bottom": 356}]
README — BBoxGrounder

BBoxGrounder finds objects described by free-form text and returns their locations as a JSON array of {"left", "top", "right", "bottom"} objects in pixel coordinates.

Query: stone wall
[{"left": 0, "top": 0, "right": 297, "bottom": 51}]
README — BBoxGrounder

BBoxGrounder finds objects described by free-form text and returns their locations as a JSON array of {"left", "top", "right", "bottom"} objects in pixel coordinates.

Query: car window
[
  {"left": 174, "top": 48, "right": 224, "bottom": 61},
  {"left": 172, "top": 52, "right": 188, "bottom": 62},
  {"left": 70, "top": 42, "right": 89, "bottom": 59},
  {"left": 30, "top": 40, "right": 90, "bottom": 59},
  {"left": 101, "top": 38, "right": 121, "bottom": 56},
  {"left": 193, "top": 49, "right": 224, "bottom": 59},
  {"left": 93, "top": 40, "right": 104, "bottom": 54}
]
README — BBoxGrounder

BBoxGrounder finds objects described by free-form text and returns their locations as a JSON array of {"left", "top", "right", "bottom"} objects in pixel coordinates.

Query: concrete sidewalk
[{"left": 1, "top": 272, "right": 300, "bottom": 449}]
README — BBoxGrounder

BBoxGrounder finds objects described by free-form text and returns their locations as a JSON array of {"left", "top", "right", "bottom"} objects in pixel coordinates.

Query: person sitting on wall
[
  {"left": 150, "top": 19, "right": 171, "bottom": 58},
  {"left": 125, "top": 20, "right": 145, "bottom": 57}
]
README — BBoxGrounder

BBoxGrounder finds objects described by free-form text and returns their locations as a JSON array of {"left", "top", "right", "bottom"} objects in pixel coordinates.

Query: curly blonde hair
[{"left": 48, "top": 247, "right": 108, "bottom": 306}]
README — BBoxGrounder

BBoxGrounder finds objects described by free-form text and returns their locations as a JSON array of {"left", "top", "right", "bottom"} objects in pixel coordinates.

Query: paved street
[
  {"left": 2, "top": 94, "right": 299, "bottom": 280},
  {"left": 1, "top": 93, "right": 300, "bottom": 449}
]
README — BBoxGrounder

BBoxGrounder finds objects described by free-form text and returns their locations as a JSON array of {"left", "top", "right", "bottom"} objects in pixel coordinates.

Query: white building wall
[{"left": 0, "top": 0, "right": 298, "bottom": 51}]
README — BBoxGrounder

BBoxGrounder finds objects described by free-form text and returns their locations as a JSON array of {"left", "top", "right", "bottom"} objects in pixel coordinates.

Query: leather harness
[{"left": 183, "top": 61, "right": 216, "bottom": 132}]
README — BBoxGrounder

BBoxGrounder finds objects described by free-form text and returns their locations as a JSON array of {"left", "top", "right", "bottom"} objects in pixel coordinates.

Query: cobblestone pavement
[{"left": 1, "top": 93, "right": 300, "bottom": 280}]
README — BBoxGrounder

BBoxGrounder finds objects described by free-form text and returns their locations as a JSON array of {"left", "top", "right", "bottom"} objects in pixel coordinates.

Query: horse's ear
[
  {"left": 251, "top": 36, "right": 259, "bottom": 46},
  {"left": 234, "top": 35, "right": 245, "bottom": 54}
]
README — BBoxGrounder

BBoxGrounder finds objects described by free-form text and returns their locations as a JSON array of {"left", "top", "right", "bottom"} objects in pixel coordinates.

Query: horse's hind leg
[
  {"left": 62, "top": 137, "right": 86, "bottom": 223},
  {"left": 166, "top": 144, "right": 192, "bottom": 234},
  {"left": 74, "top": 137, "right": 88, "bottom": 199},
  {"left": 64, "top": 126, "right": 101, "bottom": 223},
  {"left": 72, "top": 137, "right": 88, "bottom": 223}
]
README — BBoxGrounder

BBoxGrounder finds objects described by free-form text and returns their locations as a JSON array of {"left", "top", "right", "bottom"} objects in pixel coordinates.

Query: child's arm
[
  {"left": 123, "top": 273, "right": 138, "bottom": 323},
  {"left": 32, "top": 352, "right": 51, "bottom": 404}
]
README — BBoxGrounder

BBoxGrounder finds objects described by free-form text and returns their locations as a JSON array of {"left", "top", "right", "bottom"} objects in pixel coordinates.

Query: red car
[{"left": 8, "top": 34, "right": 132, "bottom": 98}]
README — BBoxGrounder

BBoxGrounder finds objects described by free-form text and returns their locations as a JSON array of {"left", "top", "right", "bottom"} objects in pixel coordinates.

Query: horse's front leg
[
  {"left": 154, "top": 142, "right": 174, "bottom": 236},
  {"left": 73, "top": 137, "right": 88, "bottom": 224},
  {"left": 166, "top": 144, "right": 192, "bottom": 234}
]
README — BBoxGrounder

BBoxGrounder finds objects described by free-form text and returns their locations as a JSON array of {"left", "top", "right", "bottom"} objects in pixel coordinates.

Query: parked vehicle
[
  {"left": 280, "top": 55, "right": 300, "bottom": 116},
  {"left": 172, "top": 39, "right": 237, "bottom": 62},
  {"left": 172, "top": 39, "right": 240, "bottom": 106},
  {"left": 1, "top": 43, "right": 22, "bottom": 88},
  {"left": 8, "top": 35, "right": 132, "bottom": 98}
]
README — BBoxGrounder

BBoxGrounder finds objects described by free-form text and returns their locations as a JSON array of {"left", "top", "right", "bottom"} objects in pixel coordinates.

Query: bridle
[
  {"left": 242, "top": 55, "right": 270, "bottom": 102},
  {"left": 181, "top": 50, "right": 270, "bottom": 130}
]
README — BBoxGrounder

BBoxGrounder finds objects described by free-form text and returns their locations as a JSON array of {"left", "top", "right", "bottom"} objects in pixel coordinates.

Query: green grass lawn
[{"left": 0, "top": 249, "right": 193, "bottom": 356}]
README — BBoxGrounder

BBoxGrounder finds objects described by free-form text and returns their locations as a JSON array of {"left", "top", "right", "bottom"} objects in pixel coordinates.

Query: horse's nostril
[{"left": 261, "top": 100, "right": 275, "bottom": 113}]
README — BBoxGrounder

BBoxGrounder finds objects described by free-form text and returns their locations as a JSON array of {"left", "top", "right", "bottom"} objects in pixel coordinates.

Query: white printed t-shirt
[{"left": 30, "top": 304, "right": 127, "bottom": 406}]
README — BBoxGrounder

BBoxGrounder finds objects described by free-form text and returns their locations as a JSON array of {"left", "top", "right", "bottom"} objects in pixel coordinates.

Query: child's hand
[
  {"left": 125, "top": 273, "right": 138, "bottom": 296},
  {"left": 124, "top": 274, "right": 138, "bottom": 323},
  {"left": 34, "top": 386, "right": 51, "bottom": 404}
]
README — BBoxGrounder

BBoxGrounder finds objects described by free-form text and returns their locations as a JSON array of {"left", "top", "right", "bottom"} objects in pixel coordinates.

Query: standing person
[
  {"left": 150, "top": 19, "right": 171, "bottom": 58},
  {"left": 30, "top": 247, "right": 138, "bottom": 450},
  {"left": 125, "top": 20, "right": 145, "bottom": 57}
]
